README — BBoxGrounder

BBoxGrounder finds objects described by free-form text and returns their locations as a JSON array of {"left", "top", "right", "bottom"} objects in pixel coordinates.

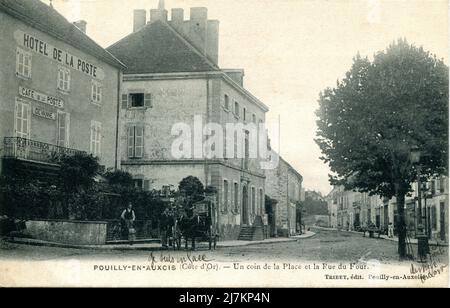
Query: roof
[
  {"left": 107, "top": 20, "right": 219, "bottom": 74},
  {"left": 0, "top": 0, "right": 125, "bottom": 69}
]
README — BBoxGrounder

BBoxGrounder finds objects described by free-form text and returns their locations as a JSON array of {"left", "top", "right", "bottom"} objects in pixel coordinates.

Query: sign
[
  {"left": 14, "top": 30, "right": 105, "bottom": 80},
  {"left": 19, "top": 86, "right": 64, "bottom": 109},
  {"left": 33, "top": 106, "right": 56, "bottom": 120}
]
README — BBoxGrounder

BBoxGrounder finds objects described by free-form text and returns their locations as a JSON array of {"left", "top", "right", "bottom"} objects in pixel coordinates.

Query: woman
[{"left": 121, "top": 202, "right": 136, "bottom": 245}]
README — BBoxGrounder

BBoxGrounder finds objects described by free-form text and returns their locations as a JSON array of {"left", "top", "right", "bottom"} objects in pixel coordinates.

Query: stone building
[
  {"left": 107, "top": 1, "right": 269, "bottom": 240},
  {"left": 265, "top": 156, "right": 303, "bottom": 237},
  {"left": 0, "top": 0, "right": 125, "bottom": 178}
]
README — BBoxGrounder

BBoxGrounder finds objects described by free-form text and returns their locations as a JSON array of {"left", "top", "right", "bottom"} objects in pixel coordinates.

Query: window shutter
[
  {"left": 144, "top": 180, "right": 150, "bottom": 191},
  {"left": 127, "top": 126, "right": 135, "bottom": 158},
  {"left": 121, "top": 94, "right": 128, "bottom": 109},
  {"left": 135, "top": 126, "right": 144, "bottom": 158},
  {"left": 144, "top": 93, "right": 152, "bottom": 108}
]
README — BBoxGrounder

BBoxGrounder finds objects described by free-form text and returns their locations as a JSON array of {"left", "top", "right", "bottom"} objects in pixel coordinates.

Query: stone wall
[{"left": 25, "top": 220, "right": 107, "bottom": 245}]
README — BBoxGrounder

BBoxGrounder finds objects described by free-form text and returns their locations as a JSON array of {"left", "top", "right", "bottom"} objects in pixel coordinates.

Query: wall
[
  {"left": 25, "top": 219, "right": 107, "bottom": 245},
  {"left": 265, "top": 156, "right": 302, "bottom": 236},
  {"left": 0, "top": 11, "right": 120, "bottom": 169}
]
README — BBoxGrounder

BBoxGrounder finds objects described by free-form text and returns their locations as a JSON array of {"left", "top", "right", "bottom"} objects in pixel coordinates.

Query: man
[
  {"left": 160, "top": 208, "right": 170, "bottom": 248},
  {"left": 121, "top": 202, "right": 136, "bottom": 244}
]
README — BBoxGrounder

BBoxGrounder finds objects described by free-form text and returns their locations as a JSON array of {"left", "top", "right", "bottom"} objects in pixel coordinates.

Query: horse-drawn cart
[{"left": 172, "top": 199, "right": 218, "bottom": 250}]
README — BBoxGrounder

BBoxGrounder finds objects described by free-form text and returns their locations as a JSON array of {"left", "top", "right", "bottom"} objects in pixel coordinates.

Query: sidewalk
[
  {"left": 2, "top": 232, "right": 316, "bottom": 251},
  {"left": 311, "top": 225, "right": 448, "bottom": 247}
]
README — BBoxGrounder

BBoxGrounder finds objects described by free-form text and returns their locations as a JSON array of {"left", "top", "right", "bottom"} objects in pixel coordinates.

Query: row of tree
[{"left": 315, "top": 39, "right": 448, "bottom": 258}]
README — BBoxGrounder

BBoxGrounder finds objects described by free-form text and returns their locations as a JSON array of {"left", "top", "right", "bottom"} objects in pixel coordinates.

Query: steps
[{"left": 238, "top": 216, "right": 265, "bottom": 241}]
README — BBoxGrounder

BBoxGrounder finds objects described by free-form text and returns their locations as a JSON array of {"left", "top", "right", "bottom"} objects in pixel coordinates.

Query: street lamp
[{"left": 410, "top": 146, "right": 429, "bottom": 261}]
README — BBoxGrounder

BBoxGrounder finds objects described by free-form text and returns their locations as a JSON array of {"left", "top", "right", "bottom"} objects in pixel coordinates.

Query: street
[{"left": 1, "top": 229, "right": 447, "bottom": 264}]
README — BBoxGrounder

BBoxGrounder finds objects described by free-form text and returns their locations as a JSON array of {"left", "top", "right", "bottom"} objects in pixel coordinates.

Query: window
[
  {"left": 14, "top": 98, "right": 31, "bottom": 138},
  {"left": 90, "top": 120, "right": 102, "bottom": 156},
  {"left": 91, "top": 81, "right": 102, "bottom": 104},
  {"left": 224, "top": 94, "right": 230, "bottom": 110},
  {"left": 130, "top": 93, "right": 144, "bottom": 107},
  {"left": 57, "top": 111, "right": 70, "bottom": 147},
  {"left": 251, "top": 187, "right": 256, "bottom": 214},
  {"left": 252, "top": 114, "right": 256, "bottom": 123},
  {"left": 440, "top": 177, "right": 445, "bottom": 193},
  {"left": 431, "top": 205, "right": 437, "bottom": 230},
  {"left": 223, "top": 180, "right": 229, "bottom": 211},
  {"left": 243, "top": 107, "right": 247, "bottom": 121},
  {"left": 134, "top": 179, "right": 143, "bottom": 190},
  {"left": 234, "top": 182, "right": 239, "bottom": 211},
  {"left": 234, "top": 101, "right": 240, "bottom": 117},
  {"left": 259, "top": 188, "right": 264, "bottom": 215},
  {"left": 244, "top": 131, "right": 249, "bottom": 169},
  {"left": 57, "top": 67, "right": 70, "bottom": 92},
  {"left": 127, "top": 125, "right": 144, "bottom": 158},
  {"left": 16, "top": 48, "right": 32, "bottom": 78}
]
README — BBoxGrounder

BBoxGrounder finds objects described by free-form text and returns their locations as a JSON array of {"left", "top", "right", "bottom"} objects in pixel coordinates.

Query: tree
[
  {"left": 315, "top": 39, "right": 448, "bottom": 259},
  {"left": 178, "top": 176, "right": 205, "bottom": 202}
]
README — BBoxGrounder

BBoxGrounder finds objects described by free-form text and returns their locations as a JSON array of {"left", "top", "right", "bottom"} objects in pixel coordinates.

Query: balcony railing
[{"left": 3, "top": 137, "right": 85, "bottom": 165}]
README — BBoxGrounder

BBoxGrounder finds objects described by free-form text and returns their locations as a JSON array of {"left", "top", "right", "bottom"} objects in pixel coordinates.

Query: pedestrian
[
  {"left": 388, "top": 222, "right": 394, "bottom": 238},
  {"left": 160, "top": 208, "right": 171, "bottom": 248},
  {"left": 121, "top": 202, "right": 136, "bottom": 245}
]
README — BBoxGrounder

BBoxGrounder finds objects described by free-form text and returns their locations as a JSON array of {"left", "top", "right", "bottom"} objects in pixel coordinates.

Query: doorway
[{"left": 242, "top": 185, "right": 249, "bottom": 225}]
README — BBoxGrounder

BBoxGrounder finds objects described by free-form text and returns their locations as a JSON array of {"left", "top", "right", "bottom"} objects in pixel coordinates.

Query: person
[
  {"left": 160, "top": 208, "right": 173, "bottom": 248},
  {"left": 388, "top": 222, "right": 394, "bottom": 238},
  {"left": 121, "top": 202, "right": 136, "bottom": 245}
]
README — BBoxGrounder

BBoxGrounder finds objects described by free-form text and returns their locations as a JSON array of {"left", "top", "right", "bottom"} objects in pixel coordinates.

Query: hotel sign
[
  {"left": 33, "top": 106, "right": 56, "bottom": 121},
  {"left": 14, "top": 30, "right": 105, "bottom": 80},
  {"left": 19, "top": 86, "right": 64, "bottom": 109}
]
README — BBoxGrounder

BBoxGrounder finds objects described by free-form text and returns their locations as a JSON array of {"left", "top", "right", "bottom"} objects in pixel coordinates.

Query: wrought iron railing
[{"left": 3, "top": 137, "right": 85, "bottom": 164}]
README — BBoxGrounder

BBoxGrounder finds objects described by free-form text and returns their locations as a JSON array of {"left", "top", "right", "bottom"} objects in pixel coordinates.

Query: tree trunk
[{"left": 395, "top": 189, "right": 407, "bottom": 259}]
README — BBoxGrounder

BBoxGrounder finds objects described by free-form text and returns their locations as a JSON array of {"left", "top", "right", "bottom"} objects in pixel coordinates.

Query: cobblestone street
[{"left": 1, "top": 229, "right": 447, "bottom": 265}]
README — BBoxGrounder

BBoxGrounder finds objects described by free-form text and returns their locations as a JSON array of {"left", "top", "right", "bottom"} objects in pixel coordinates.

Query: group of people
[{"left": 119, "top": 202, "right": 188, "bottom": 248}]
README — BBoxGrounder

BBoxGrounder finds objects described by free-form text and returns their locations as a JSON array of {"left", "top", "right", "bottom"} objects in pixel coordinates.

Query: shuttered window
[
  {"left": 57, "top": 67, "right": 70, "bottom": 92},
  {"left": 122, "top": 93, "right": 152, "bottom": 109},
  {"left": 14, "top": 98, "right": 31, "bottom": 139},
  {"left": 16, "top": 48, "right": 32, "bottom": 78},
  {"left": 90, "top": 121, "right": 102, "bottom": 157},
  {"left": 57, "top": 112, "right": 70, "bottom": 147},
  {"left": 127, "top": 125, "right": 144, "bottom": 158}
]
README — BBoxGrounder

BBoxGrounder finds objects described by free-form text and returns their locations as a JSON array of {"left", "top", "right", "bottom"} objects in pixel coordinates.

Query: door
[
  {"left": 440, "top": 202, "right": 446, "bottom": 241},
  {"left": 242, "top": 185, "right": 249, "bottom": 225}
]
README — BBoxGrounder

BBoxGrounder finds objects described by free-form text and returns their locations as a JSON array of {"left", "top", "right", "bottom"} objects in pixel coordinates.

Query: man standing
[{"left": 121, "top": 202, "right": 136, "bottom": 244}]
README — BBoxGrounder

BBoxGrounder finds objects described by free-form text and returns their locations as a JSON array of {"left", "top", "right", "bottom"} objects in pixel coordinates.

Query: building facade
[
  {"left": 0, "top": 0, "right": 124, "bottom": 179},
  {"left": 107, "top": 2, "right": 269, "bottom": 240},
  {"left": 327, "top": 175, "right": 448, "bottom": 243},
  {"left": 265, "top": 156, "right": 303, "bottom": 237}
]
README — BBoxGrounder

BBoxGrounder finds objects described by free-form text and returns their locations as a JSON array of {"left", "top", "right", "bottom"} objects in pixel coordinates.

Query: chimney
[
  {"left": 171, "top": 6, "right": 220, "bottom": 65},
  {"left": 150, "top": 0, "right": 168, "bottom": 22},
  {"left": 206, "top": 20, "right": 219, "bottom": 65},
  {"left": 223, "top": 69, "right": 245, "bottom": 87},
  {"left": 73, "top": 20, "right": 87, "bottom": 33},
  {"left": 171, "top": 8, "right": 184, "bottom": 23},
  {"left": 133, "top": 9, "right": 147, "bottom": 32}
]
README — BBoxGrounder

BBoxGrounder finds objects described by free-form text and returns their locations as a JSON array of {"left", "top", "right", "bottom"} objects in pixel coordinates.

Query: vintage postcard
[{"left": 0, "top": 0, "right": 448, "bottom": 290}]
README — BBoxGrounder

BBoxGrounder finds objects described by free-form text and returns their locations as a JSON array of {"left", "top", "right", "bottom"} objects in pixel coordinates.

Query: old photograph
[{"left": 0, "top": 0, "right": 448, "bottom": 289}]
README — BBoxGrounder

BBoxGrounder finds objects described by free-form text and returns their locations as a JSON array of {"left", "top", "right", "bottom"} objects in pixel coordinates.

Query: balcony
[{"left": 3, "top": 137, "right": 85, "bottom": 165}]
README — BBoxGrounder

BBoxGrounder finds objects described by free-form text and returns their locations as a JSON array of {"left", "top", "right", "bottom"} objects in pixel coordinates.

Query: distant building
[
  {"left": 107, "top": 1, "right": 269, "bottom": 240},
  {"left": 0, "top": 0, "right": 125, "bottom": 179},
  {"left": 305, "top": 190, "right": 325, "bottom": 202},
  {"left": 327, "top": 176, "right": 448, "bottom": 243}
]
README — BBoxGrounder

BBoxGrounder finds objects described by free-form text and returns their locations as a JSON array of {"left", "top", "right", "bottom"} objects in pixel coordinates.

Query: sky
[{"left": 42, "top": 0, "right": 448, "bottom": 195}]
